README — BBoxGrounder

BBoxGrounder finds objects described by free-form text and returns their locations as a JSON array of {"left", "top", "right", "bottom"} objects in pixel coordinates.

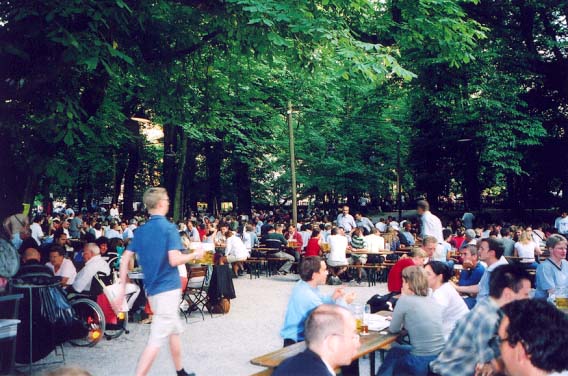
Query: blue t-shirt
[
  {"left": 280, "top": 280, "right": 337, "bottom": 342},
  {"left": 459, "top": 262, "right": 485, "bottom": 286},
  {"left": 127, "top": 215, "right": 182, "bottom": 296},
  {"left": 535, "top": 259, "right": 568, "bottom": 299}
]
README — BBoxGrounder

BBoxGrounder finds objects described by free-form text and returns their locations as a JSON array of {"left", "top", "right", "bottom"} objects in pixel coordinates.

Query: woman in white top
[
  {"left": 424, "top": 261, "right": 469, "bottom": 340},
  {"left": 225, "top": 230, "right": 248, "bottom": 276},
  {"left": 514, "top": 230, "right": 542, "bottom": 269}
]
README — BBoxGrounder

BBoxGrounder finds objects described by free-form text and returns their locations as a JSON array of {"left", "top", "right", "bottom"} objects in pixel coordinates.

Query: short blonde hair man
[{"left": 143, "top": 187, "right": 168, "bottom": 211}]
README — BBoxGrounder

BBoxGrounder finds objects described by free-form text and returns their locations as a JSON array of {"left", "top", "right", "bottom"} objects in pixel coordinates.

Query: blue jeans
[{"left": 377, "top": 344, "right": 438, "bottom": 376}]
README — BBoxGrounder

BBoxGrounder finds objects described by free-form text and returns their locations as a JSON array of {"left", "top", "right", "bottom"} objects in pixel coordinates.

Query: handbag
[{"left": 94, "top": 274, "right": 129, "bottom": 314}]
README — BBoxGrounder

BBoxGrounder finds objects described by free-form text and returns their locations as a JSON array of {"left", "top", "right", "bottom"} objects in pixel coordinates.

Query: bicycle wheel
[
  {"left": 104, "top": 311, "right": 128, "bottom": 340},
  {"left": 68, "top": 298, "right": 106, "bottom": 347}
]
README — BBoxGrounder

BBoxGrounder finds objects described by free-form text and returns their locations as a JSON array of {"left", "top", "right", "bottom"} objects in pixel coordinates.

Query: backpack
[{"left": 0, "top": 238, "right": 20, "bottom": 277}]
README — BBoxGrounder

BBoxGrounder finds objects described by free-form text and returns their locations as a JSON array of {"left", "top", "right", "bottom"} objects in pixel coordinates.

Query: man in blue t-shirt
[
  {"left": 115, "top": 187, "right": 203, "bottom": 376},
  {"left": 454, "top": 244, "right": 485, "bottom": 309}
]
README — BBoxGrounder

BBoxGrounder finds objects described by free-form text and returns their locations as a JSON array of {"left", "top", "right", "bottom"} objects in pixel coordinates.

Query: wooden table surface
[{"left": 250, "top": 328, "right": 397, "bottom": 369}]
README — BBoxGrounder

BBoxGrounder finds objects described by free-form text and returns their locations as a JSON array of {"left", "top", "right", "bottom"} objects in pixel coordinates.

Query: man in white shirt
[
  {"left": 73, "top": 243, "right": 110, "bottom": 293},
  {"left": 327, "top": 228, "right": 349, "bottom": 284},
  {"left": 365, "top": 228, "right": 385, "bottom": 253},
  {"left": 417, "top": 200, "right": 444, "bottom": 243},
  {"left": 109, "top": 203, "right": 120, "bottom": 219},
  {"left": 336, "top": 206, "right": 356, "bottom": 233}
]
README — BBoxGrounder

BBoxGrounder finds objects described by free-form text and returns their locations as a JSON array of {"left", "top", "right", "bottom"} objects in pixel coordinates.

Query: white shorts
[{"left": 147, "top": 289, "right": 184, "bottom": 347}]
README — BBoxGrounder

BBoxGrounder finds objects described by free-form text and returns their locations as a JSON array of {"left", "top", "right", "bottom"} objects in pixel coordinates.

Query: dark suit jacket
[{"left": 273, "top": 349, "right": 333, "bottom": 376}]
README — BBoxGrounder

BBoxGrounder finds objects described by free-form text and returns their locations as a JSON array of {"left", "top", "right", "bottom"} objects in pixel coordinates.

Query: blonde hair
[
  {"left": 402, "top": 266, "right": 429, "bottom": 296},
  {"left": 519, "top": 231, "right": 532, "bottom": 245},
  {"left": 143, "top": 187, "right": 168, "bottom": 210}
]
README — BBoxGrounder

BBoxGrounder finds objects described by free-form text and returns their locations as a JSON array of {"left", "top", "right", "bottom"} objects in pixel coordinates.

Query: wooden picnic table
[{"left": 250, "top": 312, "right": 397, "bottom": 376}]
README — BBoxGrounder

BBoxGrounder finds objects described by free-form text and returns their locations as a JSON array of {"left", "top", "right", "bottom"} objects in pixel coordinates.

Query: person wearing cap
[{"left": 460, "top": 229, "right": 478, "bottom": 249}]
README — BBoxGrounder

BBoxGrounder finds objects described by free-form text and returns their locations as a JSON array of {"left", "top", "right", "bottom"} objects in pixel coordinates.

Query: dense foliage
[{"left": 0, "top": 0, "right": 565, "bottom": 218}]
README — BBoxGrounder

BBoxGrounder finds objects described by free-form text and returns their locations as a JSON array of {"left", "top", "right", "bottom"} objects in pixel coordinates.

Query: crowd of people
[{"left": 2, "top": 194, "right": 568, "bottom": 375}]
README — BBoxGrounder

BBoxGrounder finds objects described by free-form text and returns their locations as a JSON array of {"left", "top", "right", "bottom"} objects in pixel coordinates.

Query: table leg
[{"left": 370, "top": 350, "right": 375, "bottom": 376}]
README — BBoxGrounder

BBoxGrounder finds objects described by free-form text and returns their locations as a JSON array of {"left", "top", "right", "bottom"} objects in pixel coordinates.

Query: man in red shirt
[
  {"left": 387, "top": 248, "right": 427, "bottom": 294},
  {"left": 286, "top": 225, "right": 303, "bottom": 257}
]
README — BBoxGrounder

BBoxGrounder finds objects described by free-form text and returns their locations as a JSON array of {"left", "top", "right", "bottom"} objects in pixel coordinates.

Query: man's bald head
[
  {"left": 23, "top": 248, "right": 41, "bottom": 263},
  {"left": 304, "top": 304, "right": 351, "bottom": 347}
]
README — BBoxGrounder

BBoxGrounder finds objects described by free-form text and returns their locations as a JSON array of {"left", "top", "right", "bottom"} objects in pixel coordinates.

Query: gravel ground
[{"left": 21, "top": 275, "right": 389, "bottom": 376}]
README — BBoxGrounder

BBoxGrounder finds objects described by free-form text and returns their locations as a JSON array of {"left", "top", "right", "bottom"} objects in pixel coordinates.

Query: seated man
[
  {"left": 327, "top": 227, "right": 349, "bottom": 283},
  {"left": 364, "top": 228, "right": 385, "bottom": 263},
  {"left": 72, "top": 243, "right": 111, "bottom": 294},
  {"left": 454, "top": 244, "right": 485, "bottom": 309},
  {"left": 46, "top": 245, "right": 77, "bottom": 286},
  {"left": 15, "top": 247, "right": 54, "bottom": 283},
  {"left": 455, "top": 237, "right": 508, "bottom": 304},
  {"left": 498, "top": 299, "right": 568, "bottom": 376},
  {"left": 280, "top": 256, "right": 355, "bottom": 347},
  {"left": 274, "top": 304, "right": 361, "bottom": 376},
  {"left": 430, "top": 264, "right": 531, "bottom": 376},
  {"left": 262, "top": 225, "right": 295, "bottom": 275},
  {"left": 535, "top": 234, "right": 568, "bottom": 299}
]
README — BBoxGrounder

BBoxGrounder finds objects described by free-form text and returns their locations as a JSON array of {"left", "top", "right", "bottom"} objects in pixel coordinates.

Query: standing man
[
  {"left": 69, "top": 212, "right": 83, "bottom": 239},
  {"left": 416, "top": 200, "right": 444, "bottom": 243},
  {"left": 354, "top": 212, "right": 373, "bottom": 234},
  {"left": 336, "top": 206, "right": 356, "bottom": 234},
  {"left": 114, "top": 187, "right": 203, "bottom": 376},
  {"left": 280, "top": 256, "right": 355, "bottom": 347}
]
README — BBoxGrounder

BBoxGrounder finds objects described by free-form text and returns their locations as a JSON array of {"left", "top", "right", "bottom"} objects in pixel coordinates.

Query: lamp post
[
  {"left": 396, "top": 136, "right": 402, "bottom": 221},
  {"left": 287, "top": 101, "right": 298, "bottom": 227}
]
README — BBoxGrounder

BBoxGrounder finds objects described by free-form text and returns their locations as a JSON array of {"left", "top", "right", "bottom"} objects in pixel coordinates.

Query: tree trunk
[
  {"left": 123, "top": 120, "right": 141, "bottom": 220},
  {"left": 205, "top": 143, "right": 222, "bottom": 216},
  {"left": 233, "top": 157, "right": 252, "bottom": 215},
  {"left": 183, "top": 142, "right": 197, "bottom": 217},
  {"left": 162, "top": 123, "right": 178, "bottom": 217},
  {"left": 173, "top": 135, "right": 188, "bottom": 222}
]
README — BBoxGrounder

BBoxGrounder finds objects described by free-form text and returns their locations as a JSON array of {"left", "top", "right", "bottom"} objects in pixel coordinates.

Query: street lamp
[{"left": 396, "top": 136, "right": 402, "bottom": 221}]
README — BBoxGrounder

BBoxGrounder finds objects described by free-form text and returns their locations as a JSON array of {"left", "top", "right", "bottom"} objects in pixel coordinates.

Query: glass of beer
[{"left": 555, "top": 288, "right": 568, "bottom": 310}]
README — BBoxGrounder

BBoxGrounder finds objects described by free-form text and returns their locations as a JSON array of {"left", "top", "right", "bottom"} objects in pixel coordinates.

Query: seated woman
[
  {"left": 424, "top": 261, "right": 469, "bottom": 340},
  {"left": 377, "top": 266, "right": 445, "bottom": 376},
  {"left": 224, "top": 230, "right": 248, "bottom": 277},
  {"left": 514, "top": 230, "right": 542, "bottom": 269},
  {"left": 305, "top": 229, "right": 322, "bottom": 257}
]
